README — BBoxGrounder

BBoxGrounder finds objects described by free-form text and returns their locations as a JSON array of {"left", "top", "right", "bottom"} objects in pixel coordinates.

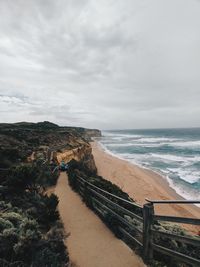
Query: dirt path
[{"left": 55, "top": 172, "right": 145, "bottom": 267}]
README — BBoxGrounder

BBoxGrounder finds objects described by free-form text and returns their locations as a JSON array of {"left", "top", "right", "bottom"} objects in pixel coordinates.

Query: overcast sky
[{"left": 0, "top": 0, "right": 200, "bottom": 129}]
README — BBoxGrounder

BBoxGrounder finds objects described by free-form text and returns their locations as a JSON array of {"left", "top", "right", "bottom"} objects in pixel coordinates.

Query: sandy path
[
  {"left": 55, "top": 172, "right": 145, "bottom": 267},
  {"left": 91, "top": 141, "right": 200, "bottom": 234}
]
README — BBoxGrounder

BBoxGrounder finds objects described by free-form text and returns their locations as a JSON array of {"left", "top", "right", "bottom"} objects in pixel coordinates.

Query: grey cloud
[
  {"left": 28, "top": 103, "right": 93, "bottom": 125},
  {"left": 0, "top": 0, "right": 200, "bottom": 129}
]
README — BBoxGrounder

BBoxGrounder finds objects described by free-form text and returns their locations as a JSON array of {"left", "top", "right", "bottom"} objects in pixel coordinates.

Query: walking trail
[{"left": 55, "top": 172, "right": 145, "bottom": 267}]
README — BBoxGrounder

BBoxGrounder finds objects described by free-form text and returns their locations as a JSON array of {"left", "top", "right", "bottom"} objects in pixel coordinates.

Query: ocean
[{"left": 97, "top": 128, "right": 200, "bottom": 201}]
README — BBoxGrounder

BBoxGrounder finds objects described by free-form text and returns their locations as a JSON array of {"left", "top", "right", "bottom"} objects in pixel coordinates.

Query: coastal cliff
[
  {"left": 56, "top": 143, "right": 97, "bottom": 174},
  {"left": 0, "top": 121, "right": 101, "bottom": 170}
]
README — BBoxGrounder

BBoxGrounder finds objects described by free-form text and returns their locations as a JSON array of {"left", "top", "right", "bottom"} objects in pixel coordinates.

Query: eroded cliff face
[{"left": 56, "top": 143, "right": 97, "bottom": 174}]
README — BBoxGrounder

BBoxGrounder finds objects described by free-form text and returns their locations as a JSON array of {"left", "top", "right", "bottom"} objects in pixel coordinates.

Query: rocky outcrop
[{"left": 56, "top": 144, "right": 97, "bottom": 174}]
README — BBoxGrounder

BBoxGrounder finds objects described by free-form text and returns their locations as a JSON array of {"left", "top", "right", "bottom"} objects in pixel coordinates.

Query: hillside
[
  {"left": 0, "top": 121, "right": 101, "bottom": 267},
  {"left": 0, "top": 121, "right": 101, "bottom": 169}
]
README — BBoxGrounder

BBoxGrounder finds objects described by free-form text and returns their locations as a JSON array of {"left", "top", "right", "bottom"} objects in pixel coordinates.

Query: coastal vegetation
[
  {"left": 0, "top": 121, "right": 101, "bottom": 266},
  {"left": 0, "top": 161, "right": 68, "bottom": 267},
  {"left": 0, "top": 122, "right": 78, "bottom": 266}
]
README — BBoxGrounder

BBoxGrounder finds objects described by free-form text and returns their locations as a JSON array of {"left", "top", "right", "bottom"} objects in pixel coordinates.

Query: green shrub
[
  {"left": 0, "top": 218, "right": 14, "bottom": 231},
  {"left": 2, "top": 212, "right": 23, "bottom": 227},
  {"left": 4, "top": 165, "right": 38, "bottom": 193},
  {"left": 0, "top": 161, "right": 68, "bottom": 266}
]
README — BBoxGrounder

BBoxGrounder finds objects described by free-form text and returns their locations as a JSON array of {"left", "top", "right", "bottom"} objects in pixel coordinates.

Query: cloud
[{"left": 0, "top": 0, "right": 200, "bottom": 129}]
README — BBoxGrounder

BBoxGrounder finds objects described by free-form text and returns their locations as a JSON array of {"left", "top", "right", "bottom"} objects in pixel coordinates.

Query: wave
[
  {"left": 150, "top": 153, "right": 188, "bottom": 162},
  {"left": 98, "top": 142, "right": 127, "bottom": 161},
  {"left": 98, "top": 129, "right": 200, "bottom": 203},
  {"left": 104, "top": 142, "right": 167, "bottom": 148},
  {"left": 100, "top": 144, "right": 200, "bottom": 168},
  {"left": 136, "top": 137, "right": 179, "bottom": 143},
  {"left": 102, "top": 131, "right": 142, "bottom": 138},
  {"left": 98, "top": 142, "right": 151, "bottom": 170},
  {"left": 121, "top": 153, "right": 200, "bottom": 185},
  {"left": 173, "top": 140, "right": 200, "bottom": 148},
  {"left": 105, "top": 143, "right": 136, "bottom": 147},
  {"left": 103, "top": 132, "right": 200, "bottom": 150},
  {"left": 166, "top": 176, "right": 200, "bottom": 203},
  {"left": 103, "top": 142, "right": 169, "bottom": 148},
  {"left": 167, "top": 168, "right": 200, "bottom": 184},
  {"left": 99, "top": 141, "right": 200, "bottom": 200}
]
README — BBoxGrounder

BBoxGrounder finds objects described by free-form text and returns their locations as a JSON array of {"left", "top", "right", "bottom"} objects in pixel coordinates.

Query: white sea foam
[
  {"left": 103, "top": 132, "right": 142, "bottom": 139},
  {"left": 98, "top": 142, "right": 128, "bottom": 161},
  {"left": 99, "top": 142, "right": 149, "bottom": 169},
  {"left": 150, "top": 153, "right": 187, "bottom": 162},
  {"left": 173, "top": 140, "right": 200, "bottom": 148},
  {"left": 128, "top": 142, "right": 167, "bottom": 147},
  {"left": 166, "top": 176, "right": 200, "bottom": 206},
  {"left": 136, "top": 137, "right": 178, "bottom": 143},
  {"left": 167, "top": 168, "right": 200, "bottom": 184},
  {"left": 190, "top": 155, "right": 200, "bottom": 162},
  {"left": 105, "top": 143, "right": 135, "bottom": 147},
  {"left": 102, "top": 141, "right": 173, "bottom": 148}
]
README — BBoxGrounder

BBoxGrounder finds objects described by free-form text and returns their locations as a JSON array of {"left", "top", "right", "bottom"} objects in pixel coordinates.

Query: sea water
[{"left": 97, "top": 128, "right": 200, "bottom": 201}]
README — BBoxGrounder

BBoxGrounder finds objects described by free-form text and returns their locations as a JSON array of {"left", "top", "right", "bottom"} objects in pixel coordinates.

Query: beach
[{"left": 91, "top": 141, "right": 200, "bottom": 233}]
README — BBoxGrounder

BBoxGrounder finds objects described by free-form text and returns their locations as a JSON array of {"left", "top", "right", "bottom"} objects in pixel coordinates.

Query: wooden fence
[{"left": 73, "top": 175, "right": 200, "bottom": 266}]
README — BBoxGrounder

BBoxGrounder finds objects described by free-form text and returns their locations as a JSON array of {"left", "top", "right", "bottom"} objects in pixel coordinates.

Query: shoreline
[
  {"left": 98, "top": 141, "right": 184, "bottom": 200},
  {"left": 98, "top": 141, "right": 200, "bottom": 204},
  {"left": 91, "top": 141, "right": 200, "bottom": 234}
]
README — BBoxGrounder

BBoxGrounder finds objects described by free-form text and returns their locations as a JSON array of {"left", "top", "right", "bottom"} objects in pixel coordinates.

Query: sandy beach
[{"left": 91, "top": 141, "right": 200, "bottom": 234}]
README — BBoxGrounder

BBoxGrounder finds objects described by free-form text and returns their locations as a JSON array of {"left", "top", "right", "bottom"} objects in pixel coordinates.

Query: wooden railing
[
  {"left": 144, "top": 199, "right": 200, "bottom": 266},
  {"left": 72, "top": 174, "right": 200, "bottom": 266}
]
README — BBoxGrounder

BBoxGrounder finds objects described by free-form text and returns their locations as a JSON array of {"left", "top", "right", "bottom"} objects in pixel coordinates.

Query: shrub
[
  {"left": 0, "top": 161, "right": 68, "bottom": 266},
  {"left": 0, "top": 218, "right": 14, "bottom": 231},
  {"left": 4, "top": 165, "right": 38, "bottom": 193},
  {"left": 2, "top": 212, "right": 23, "bottom": 227}
]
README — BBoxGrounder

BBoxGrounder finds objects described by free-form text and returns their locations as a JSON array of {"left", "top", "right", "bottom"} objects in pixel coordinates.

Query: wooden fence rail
[{"left": 73, "top": 175, "right": 200, "bottom": 266}]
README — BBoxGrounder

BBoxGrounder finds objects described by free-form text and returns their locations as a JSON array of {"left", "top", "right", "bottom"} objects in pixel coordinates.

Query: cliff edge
[{"left": 0, "top": 121, "right": 101, "bottom": 170}]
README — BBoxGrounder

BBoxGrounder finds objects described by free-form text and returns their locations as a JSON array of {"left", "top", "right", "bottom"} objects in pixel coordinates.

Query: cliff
[
  {"left": 0, "top": 121, "right": 101, "bottom": 171},
  {"left": 56, "top": 143, "right": 97, "bottom": 173}
]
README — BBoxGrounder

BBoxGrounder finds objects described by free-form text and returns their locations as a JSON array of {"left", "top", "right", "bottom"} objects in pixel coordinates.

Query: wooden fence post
[{"left": 143, "top": 202, "right": 154, "bottom": 263}]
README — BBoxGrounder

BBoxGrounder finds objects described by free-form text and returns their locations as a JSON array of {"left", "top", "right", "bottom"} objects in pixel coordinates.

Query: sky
[{"left": 0, "top": 0, "right": 200, "bottom": 130}]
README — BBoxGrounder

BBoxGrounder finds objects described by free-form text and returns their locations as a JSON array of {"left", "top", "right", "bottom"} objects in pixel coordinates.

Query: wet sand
[
  {"left": 91, "top": 141, "right": 200, "bottom": 234},
  {"left": 55, "top": 172, "right": 145, "bottom": 267}
]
